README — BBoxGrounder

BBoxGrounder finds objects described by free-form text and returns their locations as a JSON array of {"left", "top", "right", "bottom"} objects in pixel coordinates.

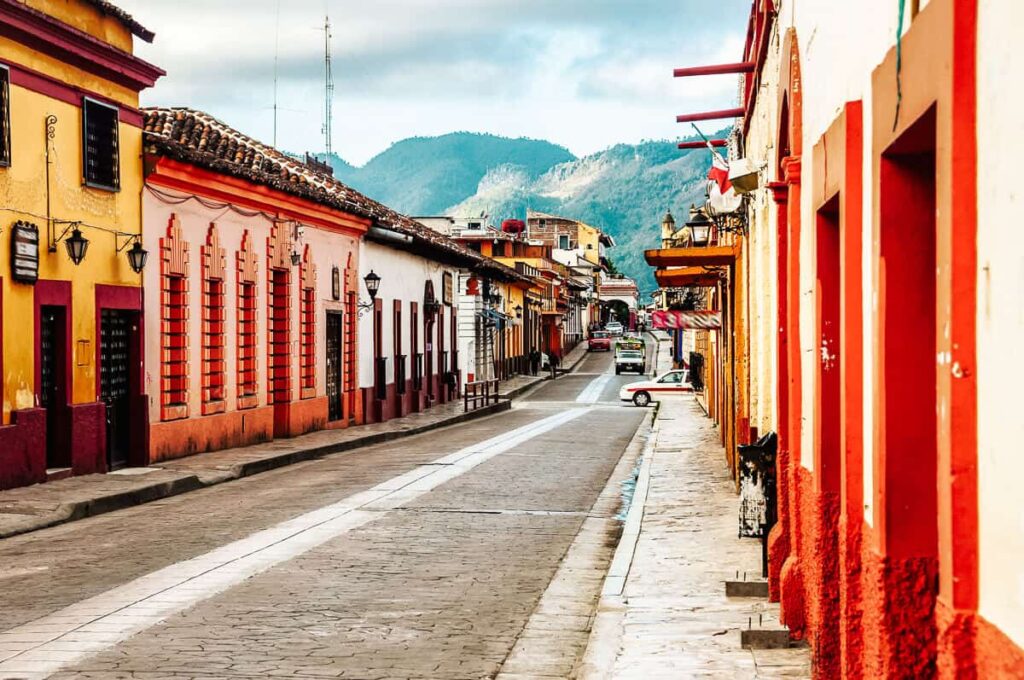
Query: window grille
[{"left": 82, "top": 98, "right": 119, "bottom": 190}]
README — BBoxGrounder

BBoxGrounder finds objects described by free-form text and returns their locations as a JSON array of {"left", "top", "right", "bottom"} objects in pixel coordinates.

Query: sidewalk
[
  {"left": 0, "top": 343, "right": 588, "bottom": 540},
  {"left": 578, "top": 392, "right": 810, "bottom": 674}
]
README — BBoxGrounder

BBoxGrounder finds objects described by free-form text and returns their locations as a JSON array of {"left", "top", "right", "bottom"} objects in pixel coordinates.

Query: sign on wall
[
  {"left": 442, "top": 272, "right": 453, "bottom": 305},
  {"left": 10, "top": 221, "right": 39, "bottom": 283}
]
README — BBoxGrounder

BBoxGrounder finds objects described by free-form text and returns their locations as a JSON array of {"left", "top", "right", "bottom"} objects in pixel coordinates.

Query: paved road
[{"left": 0, "top": 347, "right": 653, "bottom": 679}]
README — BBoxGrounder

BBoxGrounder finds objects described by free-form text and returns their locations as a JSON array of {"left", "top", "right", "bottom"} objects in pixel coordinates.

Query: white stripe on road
[
  {"left": 0, "top": 408, "right": 588, "bottom": 680},
  {"left": 576, "top": 374, "right": 613, "bottom": 404}
]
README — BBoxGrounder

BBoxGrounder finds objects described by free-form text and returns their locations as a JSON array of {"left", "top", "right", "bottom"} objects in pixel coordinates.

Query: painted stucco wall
[
  {"left": 357, "top": 242, "right": 456, "bottom": 388},
  {"left": 784, "top": 0, "right": 908, "bottom": 522},
  {"left": 143, "top": 189, "right": 358, "bottom": 454},
  {"left": 1, "top": 25, "right": 146, "bottom": 423},
  {"left": 976, "top": 0, "right": 1024, "bottom": 647},
  {"left": 741, "top": 19, "right": 782, "bottom": 437}
]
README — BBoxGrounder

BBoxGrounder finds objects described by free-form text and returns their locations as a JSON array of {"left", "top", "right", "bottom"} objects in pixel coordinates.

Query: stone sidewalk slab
[
  {"left": 577, "top": 337, "right": 810, "bottom": 679},
  {"left": 0, "top": 343, "right": 590, "bottom": 542}
]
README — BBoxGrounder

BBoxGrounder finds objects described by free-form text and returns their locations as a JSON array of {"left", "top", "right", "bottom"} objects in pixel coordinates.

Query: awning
[
  {"left": 651, "top": 310, "right": 722, "bottom": 330},
  {"left": 644, "top": 244, "right": 739, "bottom": 267},
  {"left": 654, "top": 267, "right": 724, "bottom": 288}
]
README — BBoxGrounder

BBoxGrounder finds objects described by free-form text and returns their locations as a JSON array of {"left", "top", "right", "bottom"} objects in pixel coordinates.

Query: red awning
[{"left": 651, "top": 310, "right": 722, "bottom": 330}]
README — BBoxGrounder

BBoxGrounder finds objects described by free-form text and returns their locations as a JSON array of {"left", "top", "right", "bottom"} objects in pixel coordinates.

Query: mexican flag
[{"left": 706, "top": 155, "right": 743, "bottom": 215}]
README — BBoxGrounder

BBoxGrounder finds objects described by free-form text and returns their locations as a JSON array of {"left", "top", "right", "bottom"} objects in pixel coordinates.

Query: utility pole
[{"left": 322, "top": 15, "right": 334, "bottom": 158}]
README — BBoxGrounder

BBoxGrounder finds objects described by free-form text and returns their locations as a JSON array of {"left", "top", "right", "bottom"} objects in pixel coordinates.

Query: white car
[
  {"left": 605, "top": 322, "right": 624, "bottom": 336},
  {"left": 619, "top": 369, "right": 692, "bottom": 407}
]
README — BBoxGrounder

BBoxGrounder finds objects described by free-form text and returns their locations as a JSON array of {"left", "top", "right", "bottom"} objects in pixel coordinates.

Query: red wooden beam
[
  {"left": 676, "top": 107, "right": 745, "bottom": 124},
  {"left": 678, "top": 139, "right": 727, "bottom": 150},
  {"left": 673, "top": 62, "right": 755, "bottom": 78}
]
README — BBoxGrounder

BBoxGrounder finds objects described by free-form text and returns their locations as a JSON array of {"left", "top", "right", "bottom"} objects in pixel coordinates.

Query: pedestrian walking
[{"left": 529, "top": 350, "right": 540, "bottom": 376}]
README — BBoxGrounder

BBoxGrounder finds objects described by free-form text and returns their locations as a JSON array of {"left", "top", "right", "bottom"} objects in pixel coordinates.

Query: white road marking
[
  {"left": 576, "top": 374, "right": 613, "bottom": 404},
  {"left": 0, "top": 408, "right": 588, "bottom": 680}
]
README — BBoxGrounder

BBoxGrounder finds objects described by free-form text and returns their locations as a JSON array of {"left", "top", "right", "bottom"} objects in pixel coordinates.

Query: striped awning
[{"left": 651, "top": 310, "right": 722, "bottom": 330}]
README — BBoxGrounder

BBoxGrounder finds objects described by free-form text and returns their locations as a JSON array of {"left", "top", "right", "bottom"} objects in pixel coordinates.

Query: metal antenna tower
[
  {"left": 322, "top": 15, "right": 334, "bottom": 157},
  {"left": 272, "top": 0, "right": 281, "bottom": 147}
]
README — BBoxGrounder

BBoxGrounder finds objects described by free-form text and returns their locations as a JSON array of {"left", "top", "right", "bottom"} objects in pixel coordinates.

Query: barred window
[
  {"left": 82, "top": 98, "right": 119, "bottom": 190},
  {"left": 0, "top": 65, "right": 10, "bottom": 166}
]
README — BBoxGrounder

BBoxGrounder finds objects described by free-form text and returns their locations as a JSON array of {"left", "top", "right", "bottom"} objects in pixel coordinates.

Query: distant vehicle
[
  {"left": 605, "top": 321, "right": 624, "bottom": 336},
  {"left": 588, "top": 331, "right": 612, "bottom": 352},
  {"left": 614, "top": 338, "right": 646, "bottom": 375},
  {"left": 619, "top": 369, "right": 692, "bottom": 407}
]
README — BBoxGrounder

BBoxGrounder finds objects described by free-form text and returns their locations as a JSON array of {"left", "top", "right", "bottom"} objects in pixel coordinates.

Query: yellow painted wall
[
  {"left": 576, "top": 222, "right": 602, "bottom": 266},
  {"left": 24, "top": 0, "right": 134, "bottom": 52},
  {"left": 0, "top": 7, "right": 145, "bottom": 423}
]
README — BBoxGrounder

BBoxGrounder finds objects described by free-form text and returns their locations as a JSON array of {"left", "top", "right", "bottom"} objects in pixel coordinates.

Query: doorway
[
  {"left": 877, "top": 107, "right": 938, "bottom": 663},
  {"left": 326, "top": 311, "right": 343, "bottom": 422},
  {"left": 99, "top": 308, "right": 138, "bottom": 470},
  {"left": 40, "top": 305, "right": 69, "bottom": 469}
]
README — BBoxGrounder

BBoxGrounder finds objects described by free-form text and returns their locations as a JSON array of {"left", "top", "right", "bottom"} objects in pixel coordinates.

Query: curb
[
  {"left": 0, "top": 474, "right": 204, "bottom": 541},
  {"left": 0, "top": 400, "right": 512, "bottom": 541}
]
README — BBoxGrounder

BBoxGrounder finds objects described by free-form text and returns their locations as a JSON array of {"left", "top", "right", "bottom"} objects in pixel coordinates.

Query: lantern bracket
[
  {"left": 48, "top": 219, "right": 81, "bottom": 252},
  {"left": 115, "top": 231, "right": 142, "bottom": 253}
]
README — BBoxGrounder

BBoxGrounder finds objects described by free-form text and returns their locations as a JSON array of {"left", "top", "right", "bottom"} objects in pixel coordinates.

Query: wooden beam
[
  {"left": 676, "top": 107, "right": 745, "bottom": 124},
  {"left": 655, "top": 267, "right": 724, "bottom": 287},
  {"left": 674, "top": 62, "right": 755, "bottom": 78},
  {"left": 679, "top": 139, "right": 727, "bottom": 150},
  {"left": 645, "top": 244, "right": 740, "bottom": 267}
]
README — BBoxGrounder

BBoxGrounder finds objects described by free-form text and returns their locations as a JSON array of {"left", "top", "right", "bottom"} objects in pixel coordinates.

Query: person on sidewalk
[
  {"left": 550, "top": 351, "right": 561, "bottom": 379},
  {"left": 529, "top": 350, "right": 541, "bottom": 376}
]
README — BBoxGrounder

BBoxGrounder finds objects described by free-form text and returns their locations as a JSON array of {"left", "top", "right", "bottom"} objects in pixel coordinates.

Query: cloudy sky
[{"left": 121, "top": 0, "right": 748, "bottom": 165}]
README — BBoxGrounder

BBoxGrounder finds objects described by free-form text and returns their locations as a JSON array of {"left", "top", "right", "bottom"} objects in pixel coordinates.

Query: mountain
[
  {"left": 320, "top": 131, "right": 723, "bottom": 294},
  {"left": 321, "top": 133, "right": 576, "bottom": 216}
]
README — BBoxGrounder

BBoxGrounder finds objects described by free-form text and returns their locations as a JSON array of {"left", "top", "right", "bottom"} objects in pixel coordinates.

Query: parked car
[
  {"left": 618, "top": 369, "right": 692, "bottom": 407},
  {"left": 605, "top": 321, "right": 624, "bottom": 336},
  {"left": 588, "top": 331, "right": 613, "bottom": 352}
]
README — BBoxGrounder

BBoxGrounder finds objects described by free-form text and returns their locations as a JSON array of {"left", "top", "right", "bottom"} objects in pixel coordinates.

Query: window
[
  {"left": 82, "top": 98, "right": 119, "bottom": 190},
  {"left": 0, "top": 65, "right": 10, "bottom": 167},
  {"left": 558, "top": 234, "right": 570, "bottom": 250},
  {"left": 236, "top": 231, "right": 258, "bottom": 407},
  {"left": 201, "top": 226, "right": 226, "bottom": 412},
  {"left": 160, "top": 216, "right": 189, "bottom": 421}
]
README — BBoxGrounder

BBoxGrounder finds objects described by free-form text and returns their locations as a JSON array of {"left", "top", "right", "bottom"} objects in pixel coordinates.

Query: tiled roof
[
  {"left": 84, "top": 0, "right": 154, "bottom": 42},
  {"left": 142, "top": 107, "right": 527, "bottom": 282}
]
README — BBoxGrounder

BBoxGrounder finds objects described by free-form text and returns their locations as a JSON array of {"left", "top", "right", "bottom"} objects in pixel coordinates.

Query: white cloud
[{"left": 121, "top": 0, "right": 749, "bottom": 164}]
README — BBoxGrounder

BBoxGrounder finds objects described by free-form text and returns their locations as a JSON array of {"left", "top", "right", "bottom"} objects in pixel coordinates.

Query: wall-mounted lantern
[
  {"left": 358, "top": 270, "right": 382, "bottom": 315},
  {"left": 64, "top": 227, "right": 89, "bottom": 265},
  {"left": 685, "top": 205, "right": 713, "bottom": 247},
  {"left": 515, "top": 305, "right": 523, "bottom": 319},
  {"left": 126, "top": 239, "right": 148, "bottom": 273}
]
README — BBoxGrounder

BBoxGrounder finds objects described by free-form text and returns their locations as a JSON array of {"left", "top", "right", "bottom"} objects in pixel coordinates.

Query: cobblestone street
[{"left": 0, "top": 350, "right": 651, "bottom": 680}]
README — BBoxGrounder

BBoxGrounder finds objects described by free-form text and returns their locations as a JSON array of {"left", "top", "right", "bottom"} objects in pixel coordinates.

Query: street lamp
[
  {"left": 64, "top": 227, "right": 89, "bottom": 265},
  {"left": 126, "top": 239, "right": 148, "bottom": 273},
  {"left": 685, "top": 204, "right": 713, "bottom": 247},
  {"left": 515, "top": 305, "right": 523, "bottom": 319},
  {"left": 364, "top": 270, "right": 381, "bottom": 300}
]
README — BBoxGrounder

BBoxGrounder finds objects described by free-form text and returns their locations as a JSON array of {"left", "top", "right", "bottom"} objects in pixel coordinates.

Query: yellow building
[{"left": 0, "top": 0, "right": 163, "bottom": 489}]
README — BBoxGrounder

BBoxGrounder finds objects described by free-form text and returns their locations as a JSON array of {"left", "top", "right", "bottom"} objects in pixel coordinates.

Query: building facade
[
  {"left": 659, "top": 0, "right": 1024, "bottom": 676},
  {"left": 0, "top": 0, "right": 163, "bottom": 487},
  {"left": 142, "top": 108, "right": 368, "bottom": 461}
]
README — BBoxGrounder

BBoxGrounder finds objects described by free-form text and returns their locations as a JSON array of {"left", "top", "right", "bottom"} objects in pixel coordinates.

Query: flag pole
[{"left": 691, "top": 123, "right": 728, "bottom": 165}]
